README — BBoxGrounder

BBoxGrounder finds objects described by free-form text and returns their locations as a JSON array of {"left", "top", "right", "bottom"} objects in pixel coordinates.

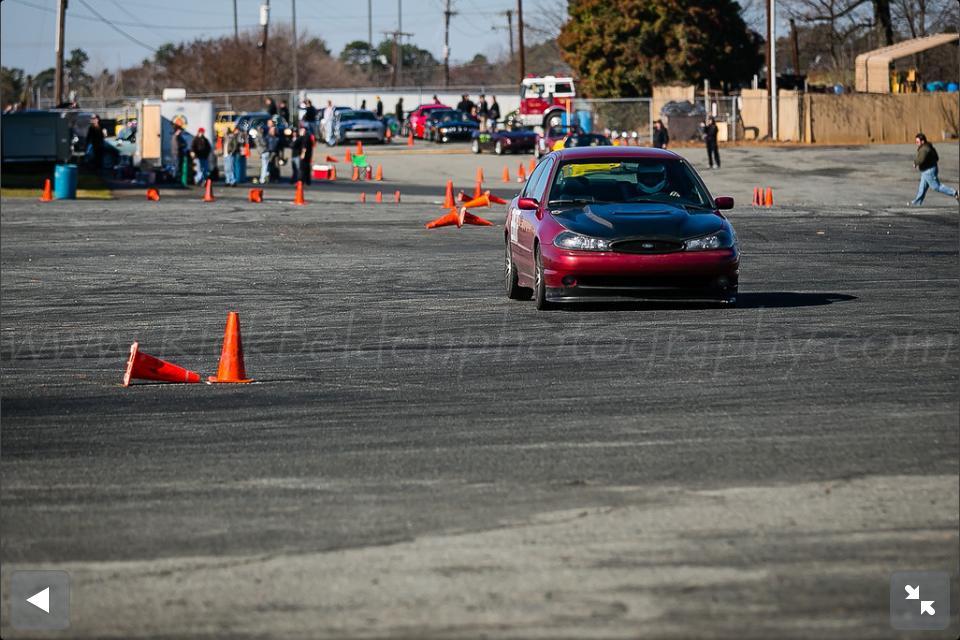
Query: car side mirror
[
  {"left": 714, "top": 196, "right": 734, "bottom": 210},
  {"left": 517, "top": 197, "right": 539, "bottom": 210}
]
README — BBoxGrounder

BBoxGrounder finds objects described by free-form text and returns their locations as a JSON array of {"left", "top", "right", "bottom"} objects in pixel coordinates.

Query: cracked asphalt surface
[{"left": 1, "top": 143, "right": 958, "bottom": 639}]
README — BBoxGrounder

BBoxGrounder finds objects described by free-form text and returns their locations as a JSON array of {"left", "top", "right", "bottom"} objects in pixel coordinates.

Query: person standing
[
  {"left": 303, "top": 99, "right": 318, "bottom": 136},
  {"left": 265, "top": 97, "right": 278, "bottom": 117},
  {"left": 477, "top": 94, "right": 489, "bottom": 131},
  {"left": 652, "top": 119, "right": 669, "bottom": 149},
  {"left": 488, "top": 96, "right": 501, "bottom": 132},
  {"left": 321, "top": 100, "right": 336, "bottom": 146},
  {"left": 375, "top": 96, "right": 383, "bottom": 119},
  {"left": 456, "top": 93, "right": 473, "bottom": 114},
  {"left": 223, "top": 125, "right": 240, "bottom": 186},
  {"left": 395, "top": 97, "right": 404, "bottom": 122},
  {"left": 278, "top": 99, "right": 290, "bottom": 123},
  {"left": 360, "top": 98, "right": 367, "bottom": 110},
  {"left": 170, "top": 125, "right": 188, "bottom": 186},
  {"left": 289, "top": 127, "right": 301, "bottom": 183},
  {"left": 190, "top": 128, "right": 213, "bottom": 184},
  {"left": 85, "top": 114, "right": 106, "bottom": 170},
  {"left": 910, "top": 133, "right": 959, "bottom": 205},
  {"left": 703, "top": 116, "right": 720, "bottom": 169},
  {"left": 292, "top": 123, "right": 314, "bottom": 184}
]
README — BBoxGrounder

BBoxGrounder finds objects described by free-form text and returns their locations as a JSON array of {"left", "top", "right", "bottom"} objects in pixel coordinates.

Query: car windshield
[
  {"left": 340, "top": 110, "right": 377, "bottom": 121},
  {"left": 430, "top": 110, "right": 465, "bottom": 122},
  {"left": 565, "top": 134, "right": 610, "bottom": 148},
  {"left": 548, "top": 159, "right": 712, "bottom": 208}
]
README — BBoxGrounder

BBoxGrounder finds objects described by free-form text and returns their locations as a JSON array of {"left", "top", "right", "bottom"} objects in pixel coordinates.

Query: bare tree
[{"left": 783, "top": 0, "right": 873, "bottom": 68}]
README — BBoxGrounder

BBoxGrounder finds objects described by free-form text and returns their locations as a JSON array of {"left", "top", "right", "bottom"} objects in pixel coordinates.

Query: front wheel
[
  {"left": 534, "top": 246, "right": 554, "bottom": 310},
  {"left": 495, "top": 140, "right": 504, "bottom": 155},
  {"left": 506, "top": 240, "right": 532, "bottom": 300},
  {"left": 471, "top": 138, "right": 481, "bottom": 154}
]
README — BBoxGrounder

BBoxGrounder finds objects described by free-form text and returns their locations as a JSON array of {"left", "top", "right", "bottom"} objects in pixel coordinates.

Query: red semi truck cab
[{"left": 517, "top": 75, "right": 576, "bottom": 130}]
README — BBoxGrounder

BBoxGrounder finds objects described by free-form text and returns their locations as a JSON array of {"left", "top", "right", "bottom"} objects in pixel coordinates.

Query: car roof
[{"left": 554, "top": 146, "right": 679, "bottom": 161}]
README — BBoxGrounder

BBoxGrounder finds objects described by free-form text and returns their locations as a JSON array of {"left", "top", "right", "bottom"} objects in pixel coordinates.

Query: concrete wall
[
  {"left": 778, "top": 90, "right": 802, "bottom": 142},
  {"left": 805, "top": 93, "right": 959, "bottom": 144}
]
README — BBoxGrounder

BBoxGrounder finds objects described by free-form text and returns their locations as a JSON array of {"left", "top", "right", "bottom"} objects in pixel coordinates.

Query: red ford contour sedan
[{"left": 504, "top": 147, "right": 740, "bottom": 310}]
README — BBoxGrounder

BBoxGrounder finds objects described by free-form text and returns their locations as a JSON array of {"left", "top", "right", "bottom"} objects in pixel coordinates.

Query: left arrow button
[{"left": 26, "top": 587, "right": 51, "bottom": 613}]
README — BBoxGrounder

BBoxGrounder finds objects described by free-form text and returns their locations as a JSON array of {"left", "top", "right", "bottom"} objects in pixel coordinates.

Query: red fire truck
[{"left": 515, "top": 75, "right": 576, "bottom": 130}]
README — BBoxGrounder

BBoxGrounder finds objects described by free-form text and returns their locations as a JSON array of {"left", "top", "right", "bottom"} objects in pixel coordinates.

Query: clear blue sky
[{"left": 2, "top": 0, "right": 565, "bottom": 75}]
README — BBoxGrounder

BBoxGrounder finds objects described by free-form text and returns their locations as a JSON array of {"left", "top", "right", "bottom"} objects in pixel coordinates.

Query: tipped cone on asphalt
[
  {"left": 485, "top": 190, "right": 508, "bottom": 205},
  {"left": 40, "top": 179, "right": 53, "bottom": 202},
  {"left": 502, "top": 166, "right": 511, "bottom": 182},
  {"left": 764, "top": 187, "right": 773, "bottom": 207},
  {"left": 375, "top": 191, "right": 383, "bottom": 203},
  {"left": 461, "top": 193, "right": 490, "bottom": 209},
  {"left": 122, "top": 341, "right": 201, "bottom": 387},
  {"left": 207, "top": 311, "right": 253, "bottom": 383},
  {"left": 443, "top": 180, "right": 455, "bottom": 208},
  {"left": 462, "top": 211, "right": 494, "bottom": 226},
  {"left": 249, "top": 188, "right": 264, "bottom": 203},
  {"left": 146, "top": 188, "right": 160, "bottom": 201},
  {"left": 293, "top": 180, "right": 306, "bottom": 205},
  {"left": 458, "top": 190, "right": 470, "bottom": 203},
  {"left": 425, "top": 208, "right": 461, "bottom": 229},
  {"left": 325, "top": 154, "right": 339, "bottom": 163},
  {"left": 202, "top": 178, "right": 216, "bottom": 202},
  {"left": 375, "top": 165, "right": 383, "bottom": 181}
]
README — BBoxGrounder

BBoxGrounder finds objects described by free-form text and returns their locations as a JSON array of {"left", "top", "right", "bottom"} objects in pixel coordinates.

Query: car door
[{"left": 511, "top": 157, "right": 555, "bottom": 282}]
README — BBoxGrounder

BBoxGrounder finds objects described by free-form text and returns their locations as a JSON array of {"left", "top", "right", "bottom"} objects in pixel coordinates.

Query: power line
[
  {"left": 74, "top": 0, "right": 158, "bottom": 52},
  {"left": 10, "top": 0, "right": 238, "bottom": 31}
]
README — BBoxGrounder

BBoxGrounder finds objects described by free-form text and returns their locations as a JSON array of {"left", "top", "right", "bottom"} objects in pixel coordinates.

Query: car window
[
  {"left": 521, "top": 160, "right": 550, "bottom": 199},
  {"left": 554, "top": 82, "right": 574, "bottom": 95},
  {"left": 547, "top": 158, "right": 711, "bottom": 207},
  {"left": 522, "top": 158, "right": 554, "bottom": 202}
]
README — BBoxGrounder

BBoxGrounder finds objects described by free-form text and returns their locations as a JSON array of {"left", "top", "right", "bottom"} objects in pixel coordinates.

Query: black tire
[
  {"left": 534, "top": 245, "right": 554, "bottom": 310},
  {"left": 471, "top": 138, "right": 481, "bottom": 154},
  {"left": 495, "top": 140, "right": 504, "bottom": 155},
  {"left": 506, "top": 240, "right": 532, "bottom": 300}
]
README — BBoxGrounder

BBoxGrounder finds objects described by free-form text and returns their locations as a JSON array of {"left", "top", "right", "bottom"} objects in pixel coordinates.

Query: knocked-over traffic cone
[
  {"left": 458, "top": 190, "right": 470, "bottom": 203},
  {"left": 146, "top": 188, "right": 160, "bottom": 201},
  {"left": 344, "top": 148, "right": 352, "bottom": 163},
  {"left": 461, "top": 193, "right": 490, "bottom": 210},
  {"left": 374, "top": 165, "right": 383, "bottom": 181},
  {"left": 375, "top": 191, "right": 383, "bottom": 203},
  {"left": 443, "top": 180, "right": 455, "bottom": 208},
  {"left": 517, "top": 163, "right": 527, "bottom": 183},
  {"left": 485, "top": 190, "right": 508, "bottom": 205},
  {"left": 202, "top": 178, "right": 215, "bottom": 202},
  {"left": 249, "top": 188, "right": 264, "bottom": 203},
  {"left": 360, "top": 192, "right": 367, "bottom": 203},
  {"left": 394, "top": 190, "right": 401, "bottom": 203},
  {"left": 351, "top": 166, "right": 360, "bottom": 181},
  {"left": 207, "top": 311, "right": 253, "bottom": 383},
  {"left": 356, "top": 141, "right": 364, "bottom": 157},
  {"left": 40, "top": 179, "right": 53, "bottom": 202},
  {"left": 426, "top": 208, "right": 460, "bottom": 229},
  {"left": 293, "top": 180, "right": 306, "bottom": 205},
  {"left": 502, "top": 166, "right": 511, "bottom": 182},
  {"left": 325, "top": 154, "right": 339, "bottom": 163},
  {"left": 764, "top": 187, "right": 774, "bottom": 207},
  {"left": 407, "top": 132, "right": 414, "bottom": 147},
  {"left": 122, "top": 341, "right": 200, "bottom": 387}
]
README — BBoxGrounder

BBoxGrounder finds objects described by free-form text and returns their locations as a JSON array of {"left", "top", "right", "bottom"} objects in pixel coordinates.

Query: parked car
[
  {"left": 504, "top": 146, "right": 739, "bottom": 310},
  {"left": 328, "top": 109, "right": 386, "bottom": 146},
  {"left": 214, "top": 110, "right": 240, "bottom": 138},
  {"left": 236, "top": 112, "right": 293, "bottom": 145},
  {"left": 403, "top": 103, "right": 451, "bottom": 139},
  {"left": 471, "top": 127, "right": 538, "bottom": 155},
  {"left": 535, "top": 127, "right": 611, "bottom": 158},
  {"left": 424, "top": 109, "right": 478, "bottom": 143}
]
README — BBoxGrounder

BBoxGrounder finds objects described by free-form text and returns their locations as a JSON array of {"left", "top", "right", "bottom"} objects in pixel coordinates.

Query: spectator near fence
[
  {"left": 702, "top": 117, "right": 720, "bottom": 169},
  {"left": 223, "top": 126, "right": 240, "bottom": 186},
  {"left": 909, "top": 133, "right": 959, "bottom": 206},
  {"left": 190, "top": 128, "right": 213, "bottom": 185},
  {"left": 652, "top": 120, "right": 669, "bottom": 149},
  {"left": 292, "top": 123, "right": 314, "bottom": 184},
  {"left": 85, "top": 114, "right": 106, "bottom": 171},
  {"left": 488, "top": 96, "right": 500, "bottom": 131},
  {"left": 375, "top": 96, "right": 383, "bottom": 119},
  {"left": 171, "top": 125, "right": 188, "bottom": 185}
]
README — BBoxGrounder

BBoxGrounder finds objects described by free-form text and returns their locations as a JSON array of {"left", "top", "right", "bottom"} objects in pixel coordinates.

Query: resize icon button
[{"left": 890, "top": 571, "right": 950, "bottom": 631}]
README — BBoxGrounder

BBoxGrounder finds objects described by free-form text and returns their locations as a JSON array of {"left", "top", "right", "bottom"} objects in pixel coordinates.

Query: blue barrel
[
  {"left": 576, "top": 110, "right": 593, "bottom": 133},
  {"left": 947, "top": 83, "right": 959, "bottom": 93},
  {"left": 54, "top": 164, "right": 78, "bottom": 200}
]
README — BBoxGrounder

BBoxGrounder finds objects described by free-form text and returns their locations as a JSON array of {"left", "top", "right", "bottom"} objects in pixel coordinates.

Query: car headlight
[
  {"left": 684, "top": 230, "right": 735, "bottom": 251},
  {"left": 439, "top": 127, "right": 448, "bottom": 134},
  {"left": 554, "top": 231, "right": 612, "bottom": 251}
]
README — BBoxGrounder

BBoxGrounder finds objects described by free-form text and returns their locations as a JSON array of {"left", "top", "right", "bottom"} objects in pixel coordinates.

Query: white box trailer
[{"left": 136, "top": 97, "right": 214, "bottom": 172}]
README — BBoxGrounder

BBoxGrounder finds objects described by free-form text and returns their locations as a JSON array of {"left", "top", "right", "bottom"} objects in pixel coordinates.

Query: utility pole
[
  {"left": 258, "top": 1, "right": 270, "bottom": 92},
  {"left": 443, "top": 0, "right": 456, "bottom": 87},
  {"left": 368, "top": 0, "right": 373, "bottom": 76},
  {"left": 516, "top": 0, "right": 525, "bottom": 81},
  {"left": 505, "top": 10, "right": 514, "bottom": 64},
  {"left": 233, "top": 0, "right": 239, "bottom": 43},
  {"left": 383, "top": 30, "right": 413, "bottom": 87},
  {"left": 790, "top": 19, "right": 801, "bottom": 75},
  {"left": 54, "top": 0, "right": 67, "bottom": 106},
  {"left": 292, "top": 0, "right": 298, "bottom": 102},
  {"left": 397, "top": 0, "right": 403, "bottom": 85},
  {"left": 769, "top": 0, "right": 778, "bottom": 141}
]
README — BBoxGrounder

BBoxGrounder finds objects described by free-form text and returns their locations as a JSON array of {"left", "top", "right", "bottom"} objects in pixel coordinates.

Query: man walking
[
  {"left": 223, "top": 125, "right": 240, "bottom": 186},
  {"left": 910, "top": 133, "right": 959, "bottom": 206},
  {"left": 703, "top": 116, "right": 720, "bottom": 169},
  {"left": 190, "top": 128, "right": 213, "bottom": 184},
  {"left": 652, "top": 120, "right": 669, "bottom": 149}
]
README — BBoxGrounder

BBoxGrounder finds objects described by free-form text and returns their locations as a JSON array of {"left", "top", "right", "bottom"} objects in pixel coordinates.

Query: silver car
[{"left": 330, "top": 109, "right": 385, "bottom": 146}]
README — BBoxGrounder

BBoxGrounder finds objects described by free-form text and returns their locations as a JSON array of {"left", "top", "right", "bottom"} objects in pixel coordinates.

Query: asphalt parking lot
[{"left": 2, "top": 143, "right": 958, "bottom": 639}]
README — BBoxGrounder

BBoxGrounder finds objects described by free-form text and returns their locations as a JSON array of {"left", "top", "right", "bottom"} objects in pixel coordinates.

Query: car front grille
[{"left": 612, "top": 239, "right": 684, "bottom": 254}]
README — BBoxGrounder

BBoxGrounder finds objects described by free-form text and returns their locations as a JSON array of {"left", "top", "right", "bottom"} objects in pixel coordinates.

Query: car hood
[
  {"left": 434, "top": 120, "right": 477, "bottom": 127},
  {"left": 551, "top": 202, "right": 723, "bottom": 240}
]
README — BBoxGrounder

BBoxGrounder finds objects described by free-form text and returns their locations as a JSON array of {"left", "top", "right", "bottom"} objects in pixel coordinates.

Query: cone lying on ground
[
  {"left": 207, "top": 311, "right": 253, "bottom": 384},
  {"left": 502, "top": 166, "right": 511, "bottom": 183},
  {"left": 461, "top": 193, "right": 490, "bottom": 210},
  {"left": 146, "top": 188, "right": 161, "bottom": 201},
  {"left": 764, "top": 187, "right": 774, "bottom": 207},
  {"left": 122, "top": 341, "right": 200, "bottom": 387},
  {"left": 485, "top": 190, "right": 508, "bottom": 205},
  {"left": 249, "top": 188, "right": 264, "bottom": 203},
  {"left": 425, "top": 206, "right": 493, "bottom": 229},
  {"left": 325, "top": 154, "right": 339, "bottom": 163},
  {"left": 40, "top": 178, "right": 53, "bottom": 202},
  {"left": 374, "top": 165, "right": 383, "bottom": 181},
  {"left": 443, "top": 180, "right": 455, "bottom": 208},
  {"left": 202, "top": 178, "right": 215, "bottom": 202},
  {"left": 458, "top": 190, "right": 470, "bottom": 203},
  {"left": 517, "top": 163, "right": 527, "bottom": 183},
  {"left": 345, "top": 148, "right": 352, "bottom": 163},
  {"left": 293, "top": 180, "right": 306, "bottom": 205}
]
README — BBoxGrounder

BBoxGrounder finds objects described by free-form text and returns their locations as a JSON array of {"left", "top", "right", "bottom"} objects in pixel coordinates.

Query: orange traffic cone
[
  {"left": 329, "top": 165, "right": 337, "bottom": 181},
  {"left": 502, "top": 166, "right": 511, "bottom": 183},
  {"left": 751, "top": 187, "right": 760, "bottom": 206},
  {"left": 764, "top": 187, "right": 773, "bottom": 207},
  {"left": 394, "top": 190, "right": 401, "bottom": 203},
  {"left": 344, "top": 148, "right": 352, "bottom": 163},
  {"left": 375, "top": 191, "right": 383, "bottom": 203},
  {"left": 461, "top": 193, "right": 490, "bottom": 209},
  {"left": 407, "top": 132, "right": 414, "bottom": 147},
  {"left": 375, "top": 165, "right": 383, "bottom": 181},
  {"left": 443, "top": 180, "right": 455, "bottom": 208},
  {"left": 360, "top": 192, "right": 367, "bottom": 203},
  {"left": 462, "top": 210, "right": 494, "bottom": 226},
  {"left": 517, "top": 163, "right": 527, "bottom": 183},
  {"left": 473, "top": 179, "right": 483, "bottom": 199},
  {"left": 385, "top": 127, "right": 393, "bottom": 142},
  {"left": 485, "top": 190, "right": 508, "bottom": 205},
  {"left": 351, "top": 166, "right": 359, "bottom": 181},
  {"left": 243, "top": 142, "right": 251, "bottom": 158},
  {"left": 458, "top": 190, "right": 470, "bottom": 203},
  {"left": 249, "top": 188, "right": 264, "bottom": 203},
  {"left": 207, "top": 311, "right": 253, "bottom": 383},
  {"left": 476, "top": 167, "right": 484, "bottom": 183},
  {"left": 325, "top": 154, "right": 339, "bottom": 163},
  {"left": 426, "top": 208, "right": 461, "bottom": 229},
  {"left": 122, "top": 341, "right": 200, "bottom": 387},
  {"left": 40, "top": 178, "right": 53, "bottom": 202},
  {"left": 202, "top": 178, "right": 215, "bottom": 202},
  {"left": 356, "top": 141, "right": 364, "bottom": 157},
  {"left": 215, "top": 136, "right": 223, "bottom": 153},
  {"left": 146, "top": 188, "right": 160, "bottom": 201},
  {"left": 293, "top": 180, "right": 306, "bottom": 205},
  {"left": 528, "top": 158, "right": 536, "bottom": 174}
]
